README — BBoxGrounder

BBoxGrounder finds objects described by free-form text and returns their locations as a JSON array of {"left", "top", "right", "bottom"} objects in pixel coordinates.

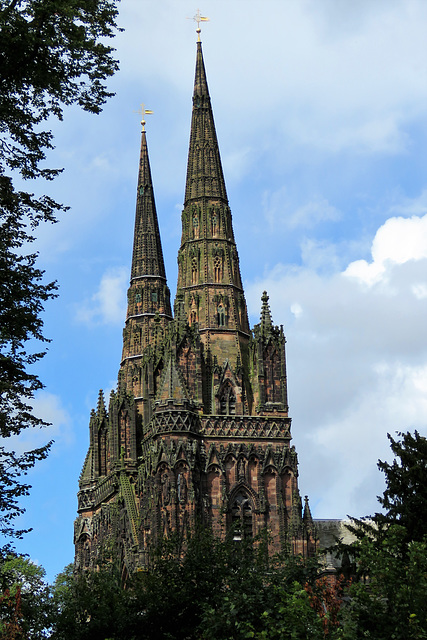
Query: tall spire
[
  {"left": 184, "top": 41, "right": 228, "bottom": 204},
  {"left": 120, "top": 125, "right": 172, "bottom": 397},
  {"left": 175, "top": 37, "right": 250, "bottom": 408}
]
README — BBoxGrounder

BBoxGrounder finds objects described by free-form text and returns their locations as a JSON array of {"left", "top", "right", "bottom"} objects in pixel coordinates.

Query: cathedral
[{"left": 74, "top": 31, "right": 317, "bottom": 575}]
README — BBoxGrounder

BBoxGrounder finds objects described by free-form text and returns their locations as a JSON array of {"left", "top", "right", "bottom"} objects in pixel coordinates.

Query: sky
[{"left": 7, "top": 0, "right": 427, "bottom": 583}]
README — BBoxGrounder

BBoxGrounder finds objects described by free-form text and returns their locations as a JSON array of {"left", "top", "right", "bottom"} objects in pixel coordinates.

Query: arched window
[
  {"left": 190, "top": 310, "right": 197, "bottom": 325},
  {"left": 231, "top": 492, "right": 253, "bottom": 541},
  {"left": 217, "top": 303, "right": 225, "bottom": 326}
]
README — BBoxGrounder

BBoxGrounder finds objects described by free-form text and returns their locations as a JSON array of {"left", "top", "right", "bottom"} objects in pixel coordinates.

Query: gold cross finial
[
  {"left": 189, "top": 9, "right": 209, "bottom": 42},
  {"left": 134, "top": 103, "right": 153, "bottom": 132}
]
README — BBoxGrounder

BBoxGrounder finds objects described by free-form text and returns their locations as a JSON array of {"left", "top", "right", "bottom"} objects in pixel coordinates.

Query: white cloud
[
  {"left": 246, "top": 211, "right": 427, "bottom": 518},
  {"left": 344, "top": 213, "right": 427, "bottom": 286},
  {"left": 75, "top": 267, "right": 128, "bottom": 326},
  {"left": 4, "top": 392, "right": 72, "bottom": 457}
]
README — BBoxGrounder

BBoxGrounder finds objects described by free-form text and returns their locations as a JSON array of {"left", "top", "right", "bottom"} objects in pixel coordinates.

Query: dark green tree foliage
[
  {"left": 0, "top": 0, "right": 120, "bottom": 538},
  {"left": 335, "top": 430, "right": 427, "bottom": 638},
  {"left": 376, "top": 430, "right": 427, "bottom": 542},
  {"left": 52, "top": 563, "right": 132, "bottom": 640},
  {"left": 339, "top": 526, "right": 427, "bottom": 640},
  {"left": 51, "top": 529, "right": 328, "bottom": 640}
]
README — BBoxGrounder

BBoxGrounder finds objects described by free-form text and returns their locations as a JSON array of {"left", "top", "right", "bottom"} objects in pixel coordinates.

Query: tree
[
  {"left": 51, "top": 528, "right": 332, "bottom": 640},
  {"left": 0, "top": 551, "right": 55, "bottom": 639},
  {"left": 52, "top": 563, "right": 133, "bottom": 640},
  {"left": 376, "top": 430, "right": 427, "bottom": 543},
  {"left": 0, "top": 0, "right": 120, "bottom": 539},
  {"left": 334, "top": 431, "right": 427, "bottom": 638},
  {"left": 338, "top": 526, "right": 427, "bottom": 640}
]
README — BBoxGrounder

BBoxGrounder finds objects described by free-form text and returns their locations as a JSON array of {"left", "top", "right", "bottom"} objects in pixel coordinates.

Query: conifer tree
[{"left": 376, "top": 430, "right": 427, "bottom": 542}]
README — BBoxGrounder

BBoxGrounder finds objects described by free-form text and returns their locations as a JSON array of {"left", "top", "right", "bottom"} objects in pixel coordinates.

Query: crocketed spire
[
  {"left": 131, "top": 129, "right": 168, "bottom": 282},
  {"left": 184, "top": 41, "right": 228, "bottom": 204}
]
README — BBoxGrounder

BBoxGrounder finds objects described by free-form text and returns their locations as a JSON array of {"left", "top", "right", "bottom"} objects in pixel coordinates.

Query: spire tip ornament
[
  {"left": 188, "top": 8, "right": 209, "bottom": 42},
  {"left": 134, "top": 103, "right": 153, "bottom": 132}
]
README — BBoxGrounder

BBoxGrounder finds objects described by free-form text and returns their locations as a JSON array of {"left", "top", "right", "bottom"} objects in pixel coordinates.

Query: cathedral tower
[{"left": 74, "top": 32, "right": 316, "bottom": 575}]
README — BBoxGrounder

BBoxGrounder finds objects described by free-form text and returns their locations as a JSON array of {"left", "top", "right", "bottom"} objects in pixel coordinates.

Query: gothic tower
[{"left": 74, "top": 33, "right": 316, "bottom": 575}]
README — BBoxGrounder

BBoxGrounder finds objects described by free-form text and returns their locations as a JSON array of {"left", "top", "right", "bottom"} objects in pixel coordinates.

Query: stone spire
[
  {"left": 184, "top": 41, "right": 228, "bottom": 204},
  {"left": 176, "top": 40, "right": 250, "bottom": 369},
  {"left": 131, "top": 129, "right": 168, "bottom": 282},
  {"left": 120, "top": 126, "right": 172, "bottom": 398}
]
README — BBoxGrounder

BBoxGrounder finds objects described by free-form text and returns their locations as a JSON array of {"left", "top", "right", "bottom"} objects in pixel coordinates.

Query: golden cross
[
  {"left": 189, "top": 9, "right": 209, "bottom": 41},
  {"left": 134, "top": 103, "right": 153, "bottom": 132}
]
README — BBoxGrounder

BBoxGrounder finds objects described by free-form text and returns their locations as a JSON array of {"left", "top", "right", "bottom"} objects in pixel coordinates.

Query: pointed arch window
[
  {"left": 231, "top": 492, "right": 253, "bottom": 541},
  {"left": 214, "top": 255, "right": 222, "bottom": 283}
]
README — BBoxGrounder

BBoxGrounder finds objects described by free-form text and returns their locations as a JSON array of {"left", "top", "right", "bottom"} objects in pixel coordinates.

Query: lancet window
[{"left": 230, "top": 492, "right": 253, "bottom": 541}]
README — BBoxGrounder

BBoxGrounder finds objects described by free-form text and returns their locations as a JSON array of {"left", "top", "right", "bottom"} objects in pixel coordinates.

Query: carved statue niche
[
  {"left": 210, "top": 207, "right": 218, "bottom": 237},
  {"left": 237, "top": 456, "right": 246, "bottom": 482},
  {"left": 161, "top": 470, "right": 171, "bottom": 506},
  {"left": 217, "top": 380, "right": 236, "bottom": 415},
  {"left": 217, "top": 303, "right": 225, "bottom": 326},
  {"left": 176, "top": 463, "right": 188, "bottom": 505},
  {"left": 213, "top": 255, "right": 222, "bottom": 283},
  {"left": 191, "top": 257, "right": 198, "bottom": 285},
  {"left": 192, "top": 206, "right": 200, "bottom": 239},
  {"left": 189, "top": 294, "right": 198, "bottom": 325}
]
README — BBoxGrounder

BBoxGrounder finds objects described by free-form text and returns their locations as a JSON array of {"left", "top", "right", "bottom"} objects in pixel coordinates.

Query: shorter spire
[{"left": 131, "top": 123, "right": 167, "bottom": 282}]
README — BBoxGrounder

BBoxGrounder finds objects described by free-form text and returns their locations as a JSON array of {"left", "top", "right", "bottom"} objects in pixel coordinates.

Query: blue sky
[{"left": 8, "top": 0, "right": 427, "bottom": 583}]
